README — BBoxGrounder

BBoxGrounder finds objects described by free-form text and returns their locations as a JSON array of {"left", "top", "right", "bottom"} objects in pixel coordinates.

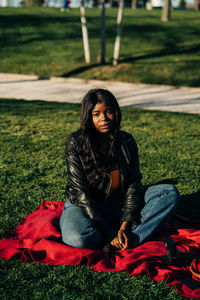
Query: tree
[
  {"left": 2, "top": 0, "right": 7, "bottom": 6},
  {"left": 131, "top": 0, "right": 137, "bottom": 8},
  {"left": 109, "top": 0, "right": 113, "bottom": 7},
  {"left": 100, "top": 0, "right": 106, "bottom": 64},
  {"left": 113, "top": 0, "right": 124, "bottom": 65},
  {"left": 80, "top": 0, "right": 91, "bottom": 64},
  {"left": 195, "top": 0, "right": 200, "bottom": 10},
  {"left": 161, "top": 0, "right": 171, "bottom": 22},
  {"left": 43, "top": 0, "right": 48, "bottom": 6}
]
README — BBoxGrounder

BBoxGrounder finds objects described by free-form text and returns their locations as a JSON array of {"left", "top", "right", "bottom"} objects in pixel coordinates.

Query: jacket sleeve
[
  {"left": 65, "top": 136, "right": 116, "bottom": 242},
  {"left": 121, "top": 136, "right": 145, "bottom": 224}
]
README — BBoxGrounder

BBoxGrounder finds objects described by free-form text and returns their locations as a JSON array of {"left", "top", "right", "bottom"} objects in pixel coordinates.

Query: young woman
[{"left": 60, "top": 88, "right": 180, "bottom": 251}]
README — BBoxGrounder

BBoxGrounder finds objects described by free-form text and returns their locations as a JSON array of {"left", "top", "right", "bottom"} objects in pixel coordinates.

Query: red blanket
[{"left": 1, "top": 201, "right": 200, "bottom": 299}]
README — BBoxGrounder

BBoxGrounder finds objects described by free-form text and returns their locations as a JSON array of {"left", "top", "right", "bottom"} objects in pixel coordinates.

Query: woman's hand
[
  {"left": 118, "top": 229, "right": 128, "bottom": 249},
  {"left": 110, "top": 221, "right": 131, "bottom": 250},
  {"left": 110, "top": 230, "right": 129, "bottom": 250}
]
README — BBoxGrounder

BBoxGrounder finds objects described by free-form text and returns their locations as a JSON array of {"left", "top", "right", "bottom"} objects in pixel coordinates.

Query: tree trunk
[
  {"left": 131, "top": 0, "right": 137, "bottom": 8},
  {"left": 100, "top": 0, "right": 106, "bottom": 64},
  {"left": 43, "top": 0, "right": 48, "bottom": 6},
  {"left": 113, "top": 0, "right": 124, "bottom": 65},
  {"left": 80, "top": 0, "right": 91, "bottom": 64},
  {"left": 161, "top": 0, "right": 171, "bottom": 22},
  {"left": 195, "top": 0, "right": 200, "bottom": 10},
  {"left": 109, "top": 0, "right": 113, "bottom": 7},
  {"left": 2, "top": 0, "right": 7, "bottom": 6}
]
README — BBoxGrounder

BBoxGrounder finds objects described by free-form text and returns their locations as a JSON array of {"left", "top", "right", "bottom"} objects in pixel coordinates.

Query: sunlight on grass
[
  {"left": 0, "top": 8, "right": 199, "bottom": 86},
  {"left": 0, "top": 99, "right": 199, "bottom": 299}
]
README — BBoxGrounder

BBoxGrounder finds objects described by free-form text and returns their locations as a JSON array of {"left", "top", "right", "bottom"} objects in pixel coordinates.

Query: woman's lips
[{"left": 100, "top": 123, "right": 110, "bottom": 128}]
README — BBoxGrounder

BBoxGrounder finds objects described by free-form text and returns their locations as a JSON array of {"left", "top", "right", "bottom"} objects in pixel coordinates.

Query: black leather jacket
[{"left": 65, "top": 130, "right": 144, "bottom": 241}]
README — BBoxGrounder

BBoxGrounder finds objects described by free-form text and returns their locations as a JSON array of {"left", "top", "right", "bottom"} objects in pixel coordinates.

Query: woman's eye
[{"left": 92, "top": 113, "right": 99, "bottom": 117}]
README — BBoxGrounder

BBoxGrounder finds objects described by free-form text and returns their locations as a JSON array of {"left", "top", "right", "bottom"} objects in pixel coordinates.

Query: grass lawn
[
  {"left": 0, "top": 98, "right": 200, "bottom": 299},
  {"left": 0, "top": 7, "right": 200, "bottom": 86}
]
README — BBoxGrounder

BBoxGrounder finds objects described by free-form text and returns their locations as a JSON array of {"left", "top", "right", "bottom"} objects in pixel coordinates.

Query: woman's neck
[
  {"left": 96, "top": 132, "right": 119, "bottom": 170},
  {"left": 97, "top": 133, "right": 110, "bottom": 154}
]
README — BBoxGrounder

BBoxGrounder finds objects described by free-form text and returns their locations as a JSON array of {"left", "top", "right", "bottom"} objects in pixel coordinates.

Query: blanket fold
[{"left": 1, "top": 200, "right": 200, "bottom": 299}]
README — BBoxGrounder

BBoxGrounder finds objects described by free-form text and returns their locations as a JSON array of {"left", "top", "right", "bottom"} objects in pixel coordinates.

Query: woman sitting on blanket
[{"left": 60, "top": 88, "right": 180, "bottom": 251}]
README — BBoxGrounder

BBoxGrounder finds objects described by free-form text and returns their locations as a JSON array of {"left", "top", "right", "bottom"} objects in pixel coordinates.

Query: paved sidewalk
[{"left": 0, "top": 73, "right": 200, "bottom": 114}]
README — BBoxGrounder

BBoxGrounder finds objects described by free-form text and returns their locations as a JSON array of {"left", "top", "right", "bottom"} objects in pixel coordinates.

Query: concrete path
[{"left": 1, "top": 73, "right": 200, "bottom": 114}]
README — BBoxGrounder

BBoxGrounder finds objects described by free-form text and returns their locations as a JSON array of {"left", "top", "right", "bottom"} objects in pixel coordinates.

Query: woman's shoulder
[
  {"left": 119, "top": 130, "right": 137, "bottom": 144},
  {"left": 118, "top": 131, "right": 139, "bottom": 159},
  {"left": 65, "top": 131, "right": 80, "bottom": 154},
  {"left": 119, "top": 131, "right": 138, "bottom": 153}
]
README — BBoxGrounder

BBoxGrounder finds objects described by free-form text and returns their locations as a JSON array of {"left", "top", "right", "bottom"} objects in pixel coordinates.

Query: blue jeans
[{"left": 59, "top": 184, "right": 180, "bottom": 249}]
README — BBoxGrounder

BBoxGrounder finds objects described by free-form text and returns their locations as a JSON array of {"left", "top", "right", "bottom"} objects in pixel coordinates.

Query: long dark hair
[{"left": 77, "top": 88, "right": 122, "bottom": 185}]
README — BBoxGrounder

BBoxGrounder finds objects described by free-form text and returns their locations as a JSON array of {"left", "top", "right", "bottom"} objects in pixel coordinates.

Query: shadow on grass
[
  {"left": 178, "top": 190, "right": 200, "bottom": 222},
  {"left": 1, "top": 9, "right": 200, "bottom": 87},
  {"left": 61, "top": 63, "right": 104, "bottom": 78},
  {"left": 119, "top": 44, "right": 200, "bottom": 64},
  {"left": 0, "top": 99, "right": 80, "bottom": 115},
  {"left": 60, "top": 43, "right": 200, "bottom": 87},
  {"left": 60, "top": 44, "right": 200, "bottom": 78}
]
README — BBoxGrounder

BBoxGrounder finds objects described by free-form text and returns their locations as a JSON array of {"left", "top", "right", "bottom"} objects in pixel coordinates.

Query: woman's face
[{"left": 92, "top": 101, "right": 114, "bottom": 134}]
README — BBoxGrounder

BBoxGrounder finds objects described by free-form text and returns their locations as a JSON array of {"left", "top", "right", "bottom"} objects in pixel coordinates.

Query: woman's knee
[
  {"left": 145, "top": 184, "right": 180, "bottom": 207},
  {"left": 159, "top": 184, "right": 180, "bottom": 210},
  {"left": 61, "top": 228, "right": 103, "bottom": 249},
  {"left": 60, "top": 207, "right": 103, "bottom": 249},
  {"left": 161, "top": 184, "right": 180, "bottom": 205}
]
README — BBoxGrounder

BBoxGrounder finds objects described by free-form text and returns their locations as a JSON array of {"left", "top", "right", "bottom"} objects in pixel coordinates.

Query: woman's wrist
[{"left": 119, "top": 221, "right": 131, "bottom": 232}]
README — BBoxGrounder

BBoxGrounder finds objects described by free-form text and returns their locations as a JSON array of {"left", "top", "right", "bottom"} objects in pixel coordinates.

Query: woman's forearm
[{"left": 119, "top": 221, "right": 131, "bottom": 232}]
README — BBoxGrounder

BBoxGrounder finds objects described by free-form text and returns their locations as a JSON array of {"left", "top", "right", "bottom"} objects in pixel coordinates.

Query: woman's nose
[{"left": 100, "top": 113, "right": 106, "bottom": 121}]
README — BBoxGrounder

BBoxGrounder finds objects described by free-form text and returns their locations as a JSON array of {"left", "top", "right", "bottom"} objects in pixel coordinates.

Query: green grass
[
  {"left": 0, "top": 7, "right": 200, "bottom": 86},
  {"left": 0, "top": 99, "right": 200, "bottom": 299}
]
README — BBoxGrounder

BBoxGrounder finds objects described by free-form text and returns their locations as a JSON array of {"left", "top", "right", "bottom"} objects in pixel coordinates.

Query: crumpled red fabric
[{"left": 1, "top": 201, "right": 200, "bottom": 299}]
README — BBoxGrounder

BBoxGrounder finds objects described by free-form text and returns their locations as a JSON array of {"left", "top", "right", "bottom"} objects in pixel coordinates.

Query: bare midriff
[{"left": 109, "top": 169, "right": 120, "bottom": 196}]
